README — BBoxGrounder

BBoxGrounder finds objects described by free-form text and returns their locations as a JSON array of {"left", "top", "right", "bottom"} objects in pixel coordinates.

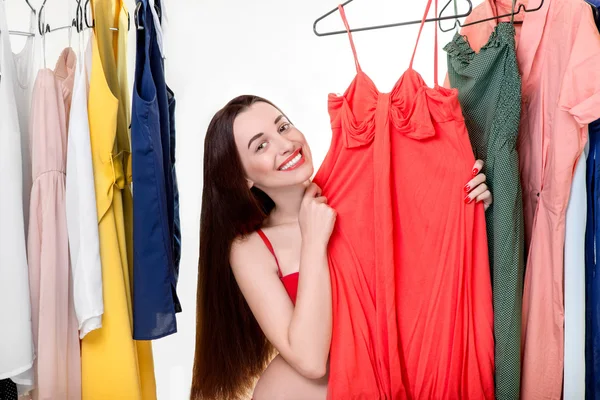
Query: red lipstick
[{"left": 278, "top": 148, "right": 305, "bottom": 171}]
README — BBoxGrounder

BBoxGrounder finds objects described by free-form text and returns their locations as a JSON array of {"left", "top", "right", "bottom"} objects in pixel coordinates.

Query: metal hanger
[
  {"left": 79, "top": 0, "right": 129, "bottom": 32},
  {"left": 313, "top": 0, "right": 473, "bottom": 37},
  {"left": 0, "top": 0, "right": 37, "bottom": 83},
  {"left": 6, "top": 0, "right": 36, "bottom": 37},
  {"left": 38, "top": 0, "right": 78, "bottom": 35},
  {"left": 438, "top": 0, "right": 544, "bottom": 33},
  {"left": 134, "top": 0, "right": 161, "bottom": 30},
  {"left": 20, "top": 0, "right": 35, "bottom": 13}
]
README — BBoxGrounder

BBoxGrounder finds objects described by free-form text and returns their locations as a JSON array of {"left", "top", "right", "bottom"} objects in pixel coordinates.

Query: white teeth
[{"left": 280, "top": 153, "right": 302, "bottom": 171}]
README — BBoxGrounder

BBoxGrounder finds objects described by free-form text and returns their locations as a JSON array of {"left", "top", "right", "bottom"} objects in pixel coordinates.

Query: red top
[
  {"left": 256, "top": 229, "right": 299, "bottom": 305},
  {"left": 310, "top": 0, "right": 495, "bottom": 398}
]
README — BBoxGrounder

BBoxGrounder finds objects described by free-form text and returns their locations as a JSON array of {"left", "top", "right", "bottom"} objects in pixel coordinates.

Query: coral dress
[{"left": 312, "top": 1, "right": 495, "bottom": 398}]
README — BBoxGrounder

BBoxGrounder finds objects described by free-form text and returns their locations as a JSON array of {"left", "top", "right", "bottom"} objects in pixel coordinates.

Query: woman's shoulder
[
  {"left": 230, "top": 230, "right": 275, "bottom": 272},
  {"left": 231, "top": 230, "right": 261, "bottom": 254}
]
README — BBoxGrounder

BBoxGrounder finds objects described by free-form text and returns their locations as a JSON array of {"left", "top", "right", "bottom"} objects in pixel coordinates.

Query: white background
[{"left": 4, "top": 0, "right": 479, "bottom": 398}]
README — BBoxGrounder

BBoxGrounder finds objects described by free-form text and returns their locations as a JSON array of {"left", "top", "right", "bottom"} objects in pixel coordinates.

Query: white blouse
[{"left": 66, "top": 33, "right": 104, "bottom": 339}]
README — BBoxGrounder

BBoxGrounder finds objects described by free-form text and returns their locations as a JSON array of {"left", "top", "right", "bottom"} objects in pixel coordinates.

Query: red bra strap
[
  {"left": 257, "top": 229, "right": 283, "bottom": 278},
  {"left": 337, "top": 4, "right": 362, "bottom": 72}
]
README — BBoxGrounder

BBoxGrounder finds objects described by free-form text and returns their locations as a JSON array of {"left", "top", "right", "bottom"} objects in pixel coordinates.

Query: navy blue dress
[{"left": 131, "top": 0, "right": 181, "bottom": 340}]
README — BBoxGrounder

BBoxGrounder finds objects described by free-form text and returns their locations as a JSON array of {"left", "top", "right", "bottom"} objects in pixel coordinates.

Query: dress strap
[
  {"left": 337, "top": 4, "right": 362, "bottom": 72},
  {"left": 256, "top": 229, "right": 283, "bottom": 278},
  {"left": 510, "top": 0, "right": 516, "bottom": 24},
  {"left": 409, "top": 0, "right": 439, "bottom": 86}
]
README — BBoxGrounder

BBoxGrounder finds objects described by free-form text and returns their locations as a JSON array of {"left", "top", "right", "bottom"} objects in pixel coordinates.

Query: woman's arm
[{"left": 231, "top": 183, "right": 334, "bottom": 380}]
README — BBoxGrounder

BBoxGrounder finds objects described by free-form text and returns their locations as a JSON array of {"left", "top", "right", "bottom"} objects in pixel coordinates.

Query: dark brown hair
[{"left": 191, "top": 95, "right": 281, "bottom": 399}]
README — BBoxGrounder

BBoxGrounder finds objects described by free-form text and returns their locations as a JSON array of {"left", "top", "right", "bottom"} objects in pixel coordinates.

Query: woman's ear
[{"left": 246, "top": 178, "right": 254, "bottom": 189}]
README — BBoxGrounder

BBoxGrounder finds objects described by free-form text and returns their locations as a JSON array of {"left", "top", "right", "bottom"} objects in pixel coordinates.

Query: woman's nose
[{"left": 277, "top": 136, "right": 295, "bottom": 155}]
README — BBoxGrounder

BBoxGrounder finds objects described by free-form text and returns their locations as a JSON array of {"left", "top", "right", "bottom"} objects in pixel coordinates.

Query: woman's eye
[
  {"left": 256, "top": 142, "right": 267, "bottom": 152},
  {"left": 279, "top": 123, "right": 291, "bottom": 133}
]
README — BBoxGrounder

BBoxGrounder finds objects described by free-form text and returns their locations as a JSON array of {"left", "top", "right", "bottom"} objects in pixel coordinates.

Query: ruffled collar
[{"left": 444, "top": 22, "right": 516, "bottom": 66}]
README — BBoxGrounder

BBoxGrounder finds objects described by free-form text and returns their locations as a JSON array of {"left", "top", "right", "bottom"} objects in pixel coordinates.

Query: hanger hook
[
  {"left": 84, "top": 0, "right": 94, "bottom": 28},
  {"left": 75, "top": 0, "right": 84, "bottom": 32},
  {"left": 38, "top": 0, "right": 45, "bottom": 35},
  {"left": 134, "top": 1, "right": 144, "bottom": 30}
]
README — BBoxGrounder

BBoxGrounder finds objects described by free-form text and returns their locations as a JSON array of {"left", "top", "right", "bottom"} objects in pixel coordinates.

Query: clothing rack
[
  {"left": 438, "top": 0, "right": 544, "bottom": 32},
  {"left": 313, "top": 0, "right": 473, "bottom": 37}
]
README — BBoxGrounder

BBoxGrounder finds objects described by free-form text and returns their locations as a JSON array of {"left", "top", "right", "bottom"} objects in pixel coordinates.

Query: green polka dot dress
[{"left": 444, "top": 21, "right": 524, "bottom": 400}]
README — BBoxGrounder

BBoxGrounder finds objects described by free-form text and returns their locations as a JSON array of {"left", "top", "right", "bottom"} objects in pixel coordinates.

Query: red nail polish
[
  {"left": 464, "top": 196, "right": 471, "bottom": 204},
  {"left": 464, "top": 184, "right": 470, "bottom": 192},
  {"left": 472, "top": 168, "right": 479, "bottom": 176}
]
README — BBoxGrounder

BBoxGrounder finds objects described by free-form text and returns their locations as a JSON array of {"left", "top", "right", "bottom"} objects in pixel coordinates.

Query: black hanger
[
  {"left": 313, "top": 0, "right": 473, "bottom": 37},
  {"left": 75, "top": 0, "right": 130, "bottom": 32},
  {"left": 83, "top": 0, "right": 93, "bottom": 29},
  {"left": 24, "top": 0, "right": 35, "bottom": 13},
  {"left": 38, "top": 0, "right": 78, "bottom": 35},
  {"left": 437, "top": 0, "right": 544, "bottom": 33}
]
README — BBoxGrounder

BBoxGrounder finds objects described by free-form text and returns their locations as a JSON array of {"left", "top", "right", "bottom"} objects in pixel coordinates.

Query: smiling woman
[{"left": 192, "top": 95, "right": 333, "bottom": 400}]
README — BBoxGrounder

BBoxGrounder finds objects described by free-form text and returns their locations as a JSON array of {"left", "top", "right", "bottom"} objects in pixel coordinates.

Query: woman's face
[{"left": 233, "top": 101, "right": 314, "bottom": 190}]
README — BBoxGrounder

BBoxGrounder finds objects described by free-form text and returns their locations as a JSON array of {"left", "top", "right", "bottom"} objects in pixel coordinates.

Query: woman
[{"left": 191, "top": 95, "right": 492, "bottom": 400}]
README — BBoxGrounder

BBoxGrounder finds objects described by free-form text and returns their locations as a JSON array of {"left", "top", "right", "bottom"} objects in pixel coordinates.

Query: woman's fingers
[
  {"left": 314, "top": 196, "right": 328, "bottom": 204},
  {"left": 464, "top": 183, "right": 488, "bottom": 204},
  {"left": 464, "top": 173, "right": 486, "bottom": 193},
  {"left": 303, "top": 182, "right": 322, "bottom": 200},
  {"left": 476, "top": 190, "right": 493, "bottom": 211},
  {"left": 472, "top": 159, "right": 484, "bottom": 176}
]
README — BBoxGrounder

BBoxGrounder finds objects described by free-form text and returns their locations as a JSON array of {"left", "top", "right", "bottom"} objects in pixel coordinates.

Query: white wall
[{"left": 4, "top": 0, "right": 479, "bottom": 398}]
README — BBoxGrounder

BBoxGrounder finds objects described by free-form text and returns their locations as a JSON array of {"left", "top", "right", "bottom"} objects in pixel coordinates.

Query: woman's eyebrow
[{"left": 247, "top": 132, "right": 264, "bottom": 149}]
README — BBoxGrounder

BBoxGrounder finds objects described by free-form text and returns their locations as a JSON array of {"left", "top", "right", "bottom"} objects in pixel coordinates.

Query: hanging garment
[
  {"left": 66, "top": 32, "right": 103, "bottom": 339},
  {"left": 27, "top": 47, "right": 81, "bottom": 400},
  {"left": 516, "top": 1, "right": 600, "bottom": 398},
  {"left": 456, "top": 0, "right": 600, "bottom": 398},
  {"left": 131, "top": 0, "right": 181, "bottom": 340},
  {"left": 587, "top": 117, "right": 600, "bottom": 399},
  {"left": 81, "top": 0, "right": 156, "bottom": 397},
  {"left": 168, "top": 86, "right": 181, "bottom": 284},
  {"left": 455, "top": 1, "right": 600, "bottom": 397},
  {"left": 444, "top": 10, "right": 524, "bottom": 398},
  {"left": 0, "top": 379, "right": 18, "bottom": 400},
  {"left": 564, "top": 138, "right": 588, "bottom": 400},
  {"left": 586, "top": 2, "right": 600, "bottom": 399},
  {"left": 0, "top": 2, "right": 35, "bottom": 395},
  {"left": 311, "top": 1, "right": 495, "bottom": 398},
  {"left": 12, "top": 10, "right": 37, "bottom": 231},
  {"left": 147, "top": 0, "right": 164, "bottom": 57}
]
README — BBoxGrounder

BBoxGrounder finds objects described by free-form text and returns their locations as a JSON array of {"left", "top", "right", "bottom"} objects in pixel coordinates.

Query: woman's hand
[
  {"left": 464, "top": 160, "right": 493, "bottom": 211},
  {"left": 299, "top": 183, "right": 337, "bottom": 248}
]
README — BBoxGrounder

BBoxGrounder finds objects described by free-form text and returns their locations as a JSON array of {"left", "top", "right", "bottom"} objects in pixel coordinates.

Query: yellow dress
[{"left": 82, "top": 0, "right": 156, "bottom": 398}]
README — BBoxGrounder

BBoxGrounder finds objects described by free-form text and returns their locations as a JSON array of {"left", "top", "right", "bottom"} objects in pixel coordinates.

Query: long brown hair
[{"left": 191, "top": 95, "right": 282, "bottom": 399}]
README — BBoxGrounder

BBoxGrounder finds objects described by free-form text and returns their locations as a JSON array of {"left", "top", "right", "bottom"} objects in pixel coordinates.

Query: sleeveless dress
[
  {"left": 311, "top": 1, "right": 495, "bottom": 398},
  {"left": 444, "top": 10, "right": 523, "bottom": 398},
  {"left": 0, "top": 2, "right": 35, "bottom": 394},
  {"left": 81, "top": 1, "right": 156, "bottom": 398}
]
